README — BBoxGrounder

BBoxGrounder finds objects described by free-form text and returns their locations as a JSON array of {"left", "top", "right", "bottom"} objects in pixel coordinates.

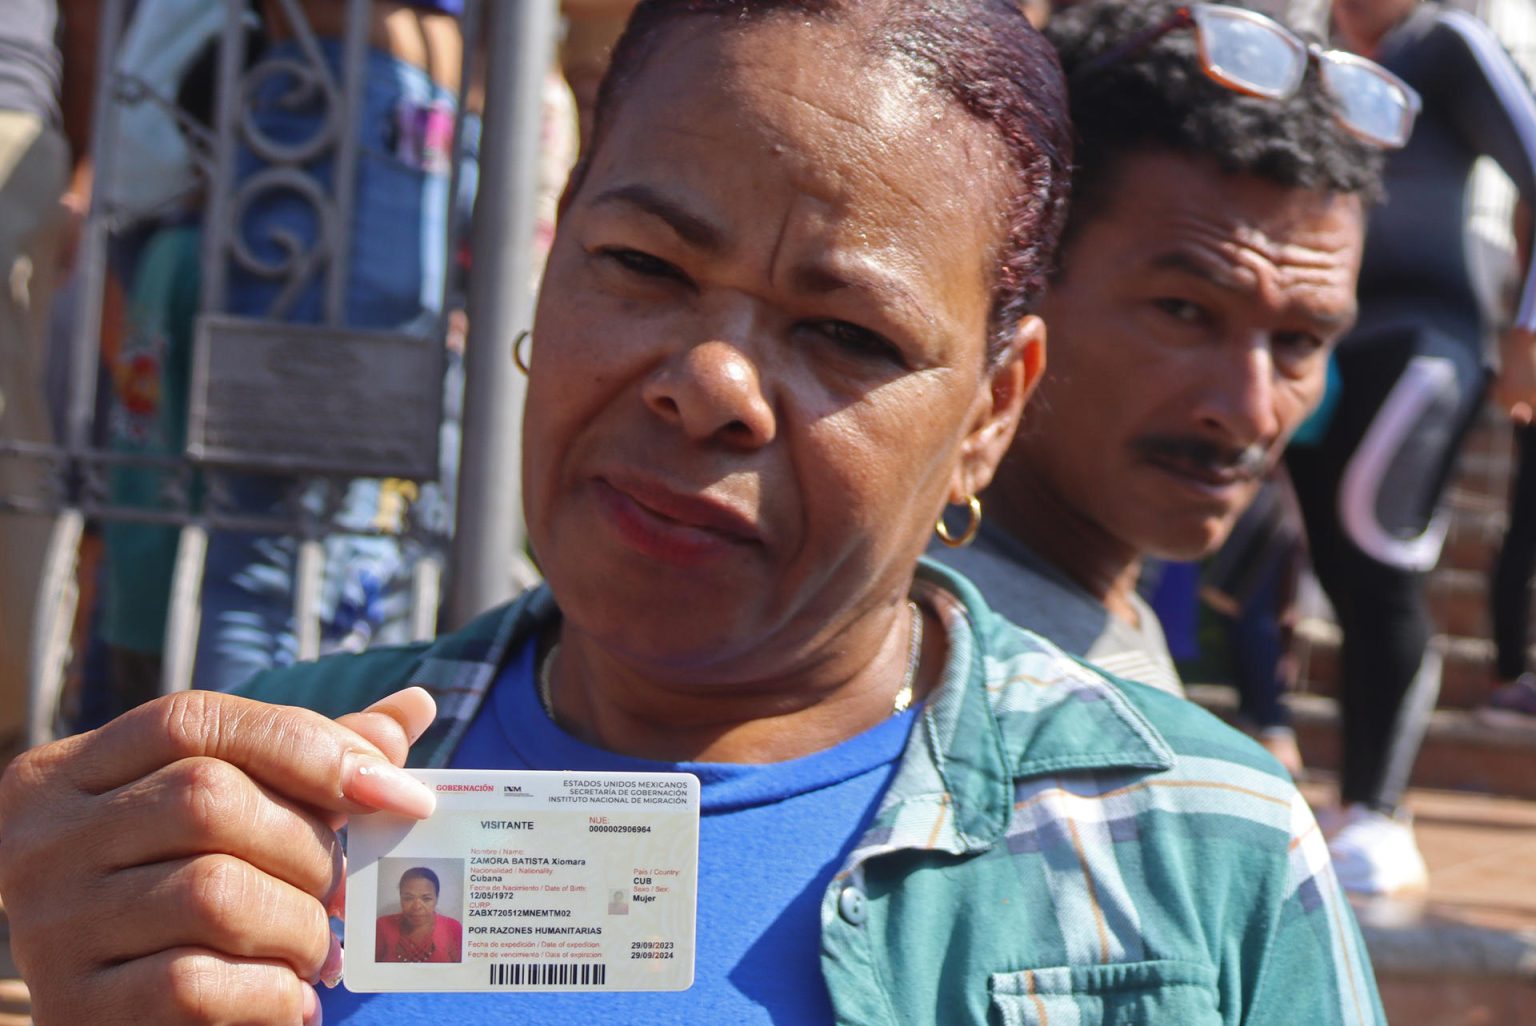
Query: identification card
[{"left": 344, "top": 769, "right": 700, "bottom": 993}]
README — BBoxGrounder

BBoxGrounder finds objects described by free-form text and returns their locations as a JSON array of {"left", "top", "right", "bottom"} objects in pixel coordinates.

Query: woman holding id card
[{"left": 0, "top": 1, "right": 1381, "bottom": 1024}]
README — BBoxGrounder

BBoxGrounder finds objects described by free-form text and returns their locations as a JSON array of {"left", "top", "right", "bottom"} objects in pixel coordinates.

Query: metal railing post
[{"left": 443, "top": 0, "right": 559, "bottom": 628}]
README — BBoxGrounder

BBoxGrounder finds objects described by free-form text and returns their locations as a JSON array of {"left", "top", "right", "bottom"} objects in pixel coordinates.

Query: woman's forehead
[
  {"left": 579, "top": 17, "right": 1009, "bottom": 275},
  {"left": 632, "top": 28, "right": 888, "bottom": 135}
]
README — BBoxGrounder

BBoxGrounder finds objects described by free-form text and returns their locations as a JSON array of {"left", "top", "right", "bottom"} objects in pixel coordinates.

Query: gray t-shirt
[
  {"left": 928, "top": 521, "right": 1185, "bottom": 697},
  {"left": 0, "top": 0, "right": 61, "bottom": 125}
]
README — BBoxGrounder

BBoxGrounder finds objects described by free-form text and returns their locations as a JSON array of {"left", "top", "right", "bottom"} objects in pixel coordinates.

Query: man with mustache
[{"left": 934, "top": 0, "right": 1381, "bottom": 709}]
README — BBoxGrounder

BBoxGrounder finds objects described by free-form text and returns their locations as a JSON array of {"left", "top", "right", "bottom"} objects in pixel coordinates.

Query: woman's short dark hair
[
  {"left": 572, "top": 0, "right": 1074, "bottom": 364},
  {"left": 1046, "top": 0, "right": 1383, "bottom": 253},
  {"left": 399, "top": 867, "right": 441, "bottom": 896}
]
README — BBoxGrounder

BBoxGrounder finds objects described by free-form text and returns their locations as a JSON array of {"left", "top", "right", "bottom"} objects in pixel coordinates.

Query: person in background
[
  {"left": 1480, "top": 198, "right": 1536, "bottom": 723},
  {"left": 1196, "top": 474, "right": 1310, "bottom": 774},
  {"left": 1485, "top": 413, "right": 1536, "bottom": 722},
  {"left": 933, "top": 1, "right": 1387, "bottom": 712},
  {"left": 95, "top": 219, "right": 203, "bottom": 719},
  {"left": 0, "top": 2, "right": 1382, "bottom": 1024},
  {"left": 1283, "top": 0, "right": 1536, "bottom": 895},
  {"left": 194, "top": 0, "right": 468, "bottom": 692},
  {"left": 89, "top": 11, "right": 248, "bottom": 726},
  {"left": 0, "top": 0, "right": 93, "bottom": 758}
]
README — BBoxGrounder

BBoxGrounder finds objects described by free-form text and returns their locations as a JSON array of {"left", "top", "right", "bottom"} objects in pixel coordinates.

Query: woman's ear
[{"left": 949, "top": 315, "right": 1046, "bottom": 502}]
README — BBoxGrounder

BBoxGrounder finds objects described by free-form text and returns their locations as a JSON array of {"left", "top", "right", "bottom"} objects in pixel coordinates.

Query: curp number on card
[{"left": 344, "top": 769, "right": 700, "bottom": 993}]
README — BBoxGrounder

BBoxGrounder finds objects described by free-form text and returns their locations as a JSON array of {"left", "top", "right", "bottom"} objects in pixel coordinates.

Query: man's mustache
[{"left": 1130, "top": 434, "right": 1270, "bottom": 480}]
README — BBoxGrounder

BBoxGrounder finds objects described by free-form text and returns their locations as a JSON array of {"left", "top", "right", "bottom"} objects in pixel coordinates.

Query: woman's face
[
  {"left": 524, "top": 16, "right": 1037, "bottom": 676},
  {"left": 399, "top": 877, "right": 438, "bottom": 927}
]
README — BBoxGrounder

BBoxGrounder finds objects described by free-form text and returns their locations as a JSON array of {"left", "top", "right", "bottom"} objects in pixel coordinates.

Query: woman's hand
[
  {"left": 0, "top": 688, "right": 437, "bottom": 1025},
  {"left": 1495, "top": 326, "right": 1536, "bottom": 425}
]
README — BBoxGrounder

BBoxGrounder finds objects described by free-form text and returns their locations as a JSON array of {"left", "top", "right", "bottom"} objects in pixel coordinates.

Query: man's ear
[{"left": 950, "top": 315, "right": 1046, "bottom": 503}]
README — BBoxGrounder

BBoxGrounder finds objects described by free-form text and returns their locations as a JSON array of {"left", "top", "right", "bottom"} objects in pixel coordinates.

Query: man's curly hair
[{"left": 1047, "top": 0, "right": 1384, "bottom": 254}]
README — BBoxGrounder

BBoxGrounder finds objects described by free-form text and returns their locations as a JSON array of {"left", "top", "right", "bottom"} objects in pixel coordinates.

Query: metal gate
[{"left": 0, "top": 0, "right": 558, "bottom": 745}]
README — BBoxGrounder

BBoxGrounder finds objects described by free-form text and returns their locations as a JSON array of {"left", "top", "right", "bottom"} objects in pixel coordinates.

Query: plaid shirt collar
[
  {"left": 404, "top": 560, "right": 1176, "bottom": 863},
  {"left": 834, "top": 560, "right": 1175, "bottom": 874}
]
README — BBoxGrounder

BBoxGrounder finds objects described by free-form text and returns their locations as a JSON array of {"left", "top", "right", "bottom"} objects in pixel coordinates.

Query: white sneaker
[{"left": 1326, "top": 804, "right": 1429, "bottom": 896}]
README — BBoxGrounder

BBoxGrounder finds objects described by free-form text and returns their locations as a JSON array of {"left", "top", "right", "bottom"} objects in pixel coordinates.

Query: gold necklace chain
[
  {"left": 891, "top": 599, "right": 923, "bottom": 713},
  {"left": 537, "top": 601, "right": 924, "bottom": 720}
]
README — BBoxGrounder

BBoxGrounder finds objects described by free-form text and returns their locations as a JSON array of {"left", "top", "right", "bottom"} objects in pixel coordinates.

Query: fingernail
[
  {"left": 365, "top": 686, "right": 436, "bottom": 744},
  {"left": 320, "top": 932, "right": 344, "bottom": 988},
  {"left": 302, "top": 981, "right": 322, "bottom": 1025},
  {"left": 399, "top": 686, "right": 433, "bottom": 744},
  {"left": 340, "top": 754, "right": 437, "bottom": 818},
  {"left": 325, "top": 855, "right": 348, "bottom": 920}
]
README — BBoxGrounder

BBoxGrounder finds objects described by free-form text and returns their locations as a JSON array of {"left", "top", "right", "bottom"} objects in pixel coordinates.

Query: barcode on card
[{"left": 488, "top": 962, "right": 609, "bottom": 987}]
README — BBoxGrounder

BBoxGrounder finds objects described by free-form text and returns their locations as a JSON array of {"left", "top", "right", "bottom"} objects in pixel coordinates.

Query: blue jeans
[{"left": 196, "top": 41, "right": 457, "bottom": 691}]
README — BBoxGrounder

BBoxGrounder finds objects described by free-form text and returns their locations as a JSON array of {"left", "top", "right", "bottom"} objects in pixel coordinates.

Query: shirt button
[{"left": 838, "top": 885, "right": 868, "bottom": 925}]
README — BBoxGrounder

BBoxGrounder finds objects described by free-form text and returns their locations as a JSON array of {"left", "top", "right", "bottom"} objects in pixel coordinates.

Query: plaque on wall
[{"left": 187, "top": 315, "right": 443, "bottom": 480}]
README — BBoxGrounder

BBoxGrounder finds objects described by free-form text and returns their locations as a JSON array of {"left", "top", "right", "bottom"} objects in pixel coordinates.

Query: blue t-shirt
[{"left": 323, "top": 639, "right": 917, "bottom": 1024}]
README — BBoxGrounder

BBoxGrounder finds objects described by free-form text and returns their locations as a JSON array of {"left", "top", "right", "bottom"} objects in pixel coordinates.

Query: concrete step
[
  {"left": 1377, "top": 972, "right": 1536, "bottom": 1026},
  {"left": 1457, "top": 404, "right": 1520, "bottom": 466},
  {"left": 1293, "top": 782, "right": 1536, "bottom": 1026},
  {"left": 1421, "top": 565, "right": 1536, "bottom": 645},
  {"left": 1427, "top": 566, "right": 1492, "bottom": 640},
  {"left": 1189, "top": 684, "right": 1536, "bottom": 800},
  {"left": 1449, "top": 451, "right": 1518, "bottom": 508},
  {"left": 1293, "top": 618, "right": 1514, "bottom": 712},
  {"left": 1439, "top": 502, "right": 1510, "bottom": 576}
]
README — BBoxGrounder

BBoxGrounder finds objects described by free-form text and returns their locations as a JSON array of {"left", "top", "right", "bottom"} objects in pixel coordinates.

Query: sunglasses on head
[{"left": 1072, "top": 3, "right": 1421, "bottom": 149}]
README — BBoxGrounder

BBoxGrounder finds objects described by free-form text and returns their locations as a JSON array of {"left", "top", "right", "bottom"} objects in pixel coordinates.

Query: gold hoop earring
[
  {"left": 935, "top": 495, "right": 982, "bottom": 548},
  {"left": 513, "top": 330, "right": 532, "bottom": 374}
]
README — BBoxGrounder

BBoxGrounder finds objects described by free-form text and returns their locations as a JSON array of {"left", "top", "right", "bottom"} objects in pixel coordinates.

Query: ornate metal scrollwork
[
  {"left": 225, "top": 0, "right": 352, "bottom": 321},
  {"left": 227, "top": 167, "right": 338, "bottom": 320},
  {"left": 238, "top": 54, "right": 342, "bottom": 166}
]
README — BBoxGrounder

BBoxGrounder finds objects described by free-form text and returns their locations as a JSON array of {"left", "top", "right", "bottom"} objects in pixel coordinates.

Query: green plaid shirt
[{"left": 244, "top": 559, "right": 1383, "bottom": 1025}]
